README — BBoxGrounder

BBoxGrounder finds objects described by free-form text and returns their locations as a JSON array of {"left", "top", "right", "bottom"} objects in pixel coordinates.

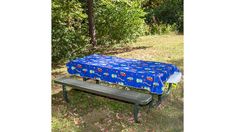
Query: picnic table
[
  {"left": 55, "top": 54, "right": 182, "bottom": 123},
  {"left": 66, "top": 54, "right": 181, "bottom": 94}
]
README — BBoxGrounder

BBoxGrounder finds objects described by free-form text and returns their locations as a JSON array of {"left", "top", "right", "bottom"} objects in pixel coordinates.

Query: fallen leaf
[
  {"left": 73, "top": 112, "right": 78, "bottom": 116},
  {"left": 74, "top": 118, "right": 80, "bottom": 125},
  {"left": 128, "top": 117, "right": 134, "bottom": 123},
  {"left": 94, "top": 122, "right": 99, "bottom": 126},
  {"left": 107, "top": 119, "right": 112, "bottom": 124},
  {"left": 116, "top": 113, "right": 122, "bottom": 120},
  {"left": 100, "top": 128, "right": 105, "bottom": 131}
]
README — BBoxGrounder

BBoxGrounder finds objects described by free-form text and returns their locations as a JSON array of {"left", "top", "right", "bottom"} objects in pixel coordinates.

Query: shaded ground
[{"left": 52, "top": 34, "right": 184, "bottom": 131}]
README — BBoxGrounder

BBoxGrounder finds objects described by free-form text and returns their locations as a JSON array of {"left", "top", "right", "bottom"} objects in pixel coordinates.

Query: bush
[
  {"left": 52, "top": 0, "right": 88, "bottom": 65},
  {"left": 144, "top": 0, "right": 183, "bottom": 33},
  {"left": 150, "top": 23, "right": 176, "bottom": 35},
  {"left": 94, "top": 0, "right": 148, "bottom": 45}
]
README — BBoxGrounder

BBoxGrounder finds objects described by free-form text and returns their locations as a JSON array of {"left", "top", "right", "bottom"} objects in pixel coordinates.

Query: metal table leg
[
  {"left": 147, "top": 94, "right": 154, "bottom": 112},
  {"left": 156, "top": 94, "right": 162, "bottom": 106},
  {"left": 62, "top": 85, "right": 69, "bottom": 103},
  {"left": 133, "top": 103, "right": 140, "bottom": 123},
  {"left": 166, "top": 83, "right": 173, "bottom": 95},
  {"left": 83, "top": 77, "right": 89, "bottom": 81}
]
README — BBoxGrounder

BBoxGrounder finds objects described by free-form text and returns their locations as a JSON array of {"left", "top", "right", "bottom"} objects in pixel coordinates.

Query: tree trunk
[{"left": 87, "top": 0, "right": 97, "bottom": 47}]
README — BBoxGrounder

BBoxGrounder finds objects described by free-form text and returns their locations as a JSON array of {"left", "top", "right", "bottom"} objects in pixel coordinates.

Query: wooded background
[{"left": 52, "top": 0, "right": 183, "bottom": 65}]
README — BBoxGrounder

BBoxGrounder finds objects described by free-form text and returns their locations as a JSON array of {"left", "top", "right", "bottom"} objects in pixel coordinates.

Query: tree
[{"left": 87, "top": 0, "right": 97, "bottom": 47}]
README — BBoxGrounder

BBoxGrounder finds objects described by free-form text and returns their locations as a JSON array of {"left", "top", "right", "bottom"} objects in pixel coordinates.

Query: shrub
[
  {"left": 150, "top": 23, "right": 176, "bottom": 35},
  {"left": 52, "top": 0, "right": 88, "bottom": 65},
  {"left": 94, "top": 0, "right": 148, "bottom": 45},
  {"left": 144, "top": 0, "right": 183, "bottom": 33}
]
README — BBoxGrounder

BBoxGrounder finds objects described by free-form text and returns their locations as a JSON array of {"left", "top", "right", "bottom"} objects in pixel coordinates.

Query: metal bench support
[
  {"left": 133, "top": 103, "right": 140, "bottom": 123},
  {"left": 157, "top": 94, "right": 162, "bottom": 104},
  {"left": 83, "top": 77, "right": 89, "bottom": 81},
  {"left": 83, "top": 77, "right": 99, "bottom": 84},
  {"left": 62, "top": 85, "right": 69, "bottom": 103},
  {"left": 156, "top": 83, "right": 173, "bottom": 107},
  {"left": 147, "top": 96, "right": 154, "bottom": 112},
  {"left": 166, "top": 83, "right": 173, "bottom": 95}
]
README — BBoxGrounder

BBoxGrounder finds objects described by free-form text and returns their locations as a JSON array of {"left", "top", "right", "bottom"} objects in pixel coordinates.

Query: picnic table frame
[
  {"left": 55, "top": 72, "right": 175, "bottom": 123},
  {"left": 56, "top": 54, "right": 180, "bottom": 122},
  {"left": 55, "top": 75, "right": 154, "bottom": 123}
]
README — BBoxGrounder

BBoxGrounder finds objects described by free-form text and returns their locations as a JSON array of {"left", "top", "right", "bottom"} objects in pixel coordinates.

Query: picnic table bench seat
[{"left": 54, "top": 76, "right": 153, "bottom": 123}]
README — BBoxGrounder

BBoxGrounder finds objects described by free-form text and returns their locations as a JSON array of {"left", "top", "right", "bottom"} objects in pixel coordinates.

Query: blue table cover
[{"left": 66, "top": 54, "right": 180, "bottom": 94}]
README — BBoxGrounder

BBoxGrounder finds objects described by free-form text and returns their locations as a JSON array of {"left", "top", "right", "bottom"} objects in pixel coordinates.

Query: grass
[{"left": 52, "top": 33, "right": 184, "bottom": 131}]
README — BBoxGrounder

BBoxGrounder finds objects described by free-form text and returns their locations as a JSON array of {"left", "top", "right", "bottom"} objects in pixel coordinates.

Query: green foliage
[
  {"left": 51, "top": 0, "right": 183, "bottom": 64},
  {"left": 150, "top": 23, "right": 176, "bottom": 35},
  {"left": 52, "top": 0, "right": 149, "bottom": 64},
  {"left": 144, "top": 0, "right": 183, "bottom": 33},
  {"left": 142, "top": 0, "right": 165, "bottom": 8},
  {"left": 52, "top": 0, "right": 88, "bottom": 64},
  {"left": 94, "top": 0, "right": 148, "bottom": 45}
]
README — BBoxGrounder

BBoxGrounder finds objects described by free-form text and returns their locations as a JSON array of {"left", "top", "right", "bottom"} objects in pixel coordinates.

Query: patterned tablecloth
[{"left": 66, "top": 54, "right": 181, "bottom": 94}]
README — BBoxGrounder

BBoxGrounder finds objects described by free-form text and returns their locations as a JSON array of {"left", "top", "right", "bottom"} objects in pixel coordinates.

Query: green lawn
[{"left": 52, "top": 34, "right": 184, "bottom": 132}]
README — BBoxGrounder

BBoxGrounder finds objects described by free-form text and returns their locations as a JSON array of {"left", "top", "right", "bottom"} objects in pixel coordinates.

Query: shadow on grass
[
  {"left": 51, "top": 71, "right": 66, "bottom": 77},
  {"left": 52, "top": 87, "right": 183, "bottom": 131},
  {"left": 52, "top": 88, "right": 135, "bottom": 130},
  {"left": 52, "top": 88, "right": 133, "bottom": 115},
  {"left": 52, "top": 45, "right": 152, "bottom": 69},
  {"left": 102, "top": 46, "right": 152, "bottom": 55},
  {"left": 84, "top": 45, "right": 152, "bottom": 56}
]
